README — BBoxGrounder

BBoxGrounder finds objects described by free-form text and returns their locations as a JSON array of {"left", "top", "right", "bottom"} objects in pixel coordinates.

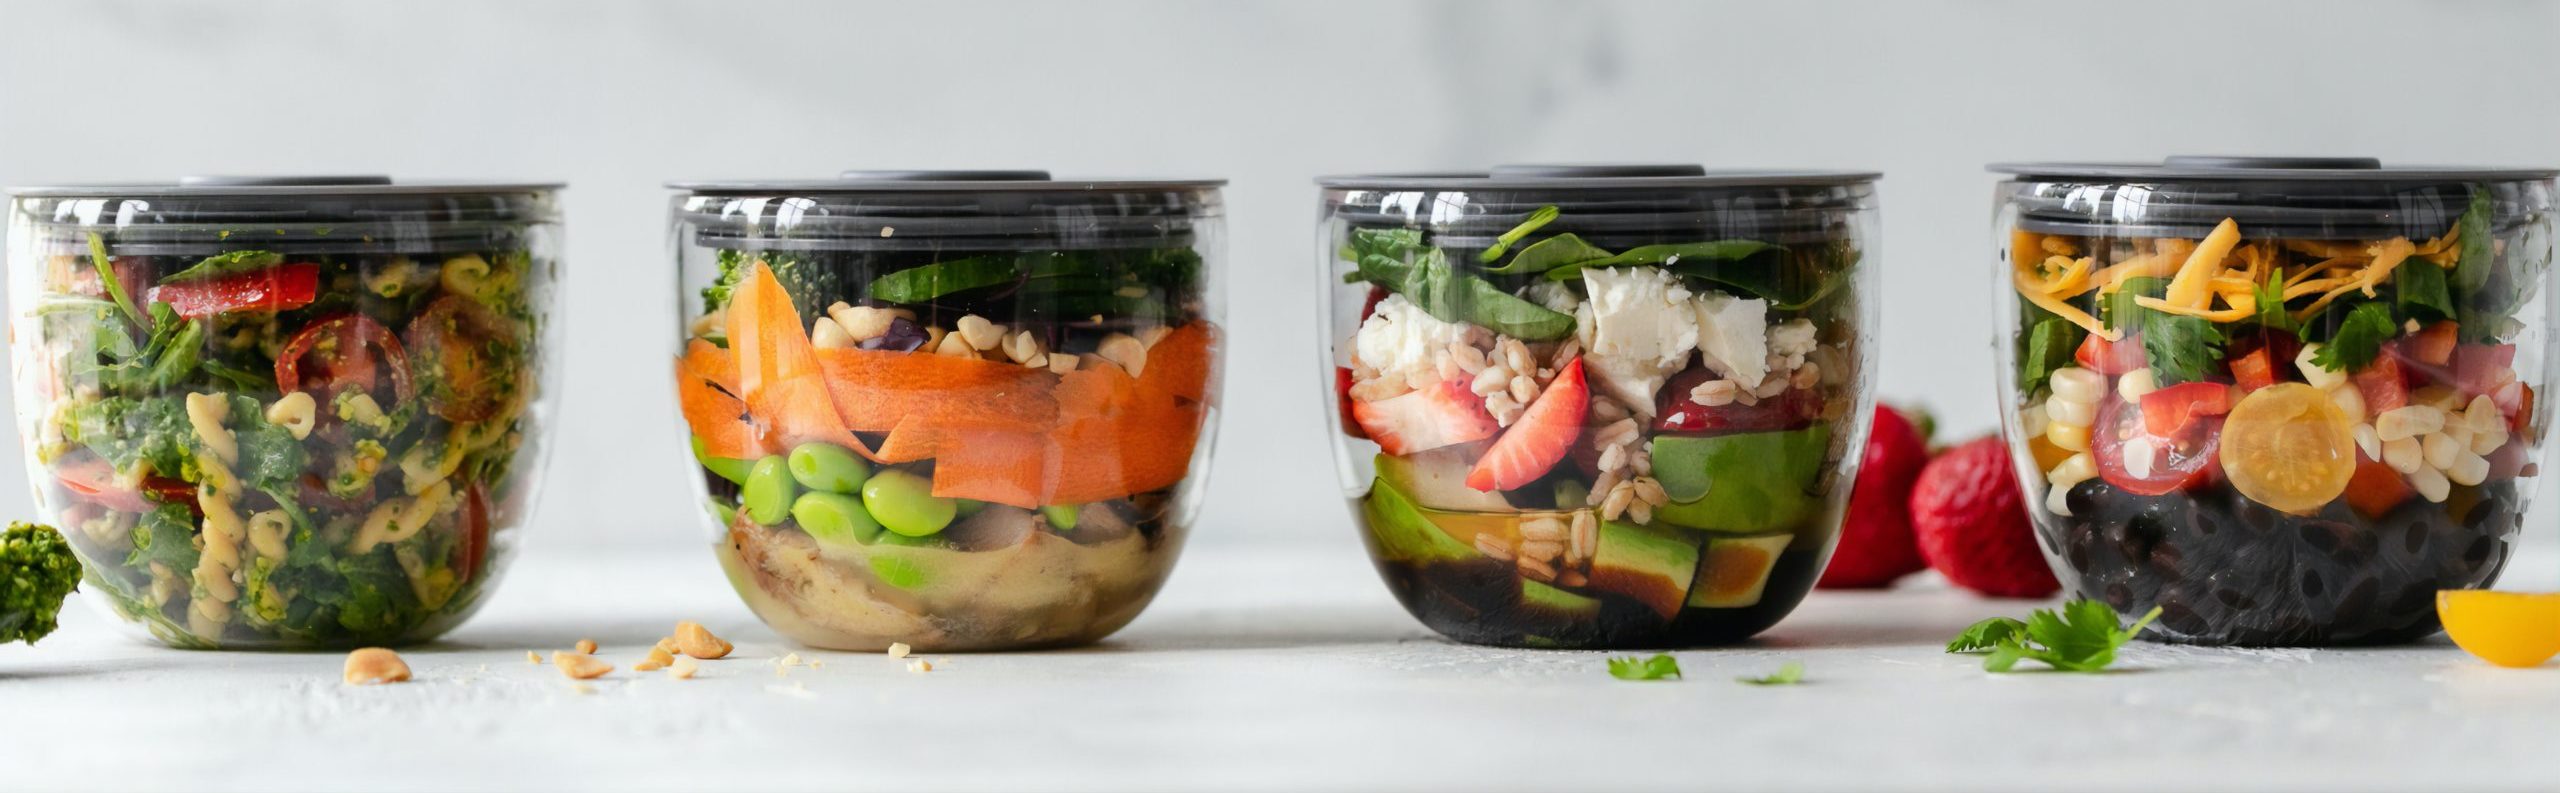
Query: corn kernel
[
  {"left": 2046, "top": 420, "right": 2091, "bottom": 453},
  {"left": 2050, "top": 367, "right": 2104, "bottom": 403},
  {"left": 2375, "top": 406, "right": 2445, "bottom": 443},
  {"left": 2410, "top": 466, "right": 2451, "bottom": 503},
  {"left": 2382, "top": 437, "right": 2425, "bottom": 474},
  {"left": 2047, "top": 396, "right": 2096, "bottom": 428},
  {"left": 2115, "top": 369, "right": 2159, "bottom": 402}
]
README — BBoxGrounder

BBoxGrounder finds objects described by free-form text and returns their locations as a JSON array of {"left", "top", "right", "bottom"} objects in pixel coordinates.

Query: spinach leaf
[
  {"left": 159, "top": 250, "right": 284, "bottom": 284},
  {"left": 2395, "top": 259, "right": 2455, "bottom": 323},
  {"left": 87, "top": 232, "right": 147, "bottom": 330},
  {"left": 227, "top": 395, "right": 307, "bottom": 492},
  {"left": 2017, "top": 318, "right": 2082, "bottom": 395},
  {"left": 2452, "top": 186, "right": 2495, "bottom": 296},
  {"left": 1477, "top": 205, "right": 1559, "bottom": 263},
  {"left": 1342, "top": 229, "right": 1575, "bottom": 340},
  {"left": 1484, "top": 233, "right": 1610, "bottom": 276},
  {"left": 1543, "top": 240, "right": 1778, "bottom": 281},
  {"left": 125, "top": 504, "right": 201, "bottom": 572},
  {"left": 201, "top": 359, "right": 276, "bottom": 393},
  {"left": 62, "top": 397, "right": 199, "bottom": 481}
]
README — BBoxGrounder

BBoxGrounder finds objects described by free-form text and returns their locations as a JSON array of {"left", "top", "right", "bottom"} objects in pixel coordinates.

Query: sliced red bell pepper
[
  {"left": 144, "top": 263, "right": 320, "bottom": 319},
  {"left": 2076, "top": 332, "right": 2148, "bottom": 375},
  {"left": 2399, "top": 321, "right": 2459, "bottom": 367},
  {"left": 2352, "top": 353, "right": 2409, "bottom": 415},
  {"left": 2229, "top": 346, "right": 2279, "bottom": 393},
  {"left": 2140, "top": 381, "right": 2232, "bottom": 437}
]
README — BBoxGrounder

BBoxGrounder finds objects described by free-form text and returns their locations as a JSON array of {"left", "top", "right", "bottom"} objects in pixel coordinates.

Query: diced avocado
[
  {"left": 692, "top": 435, "right": 752, "bottom": 484},
  {"left": 1553, "top": 479, "right": 1591, "bottom": 509},
  {"left": 1589, "top": 520, "right": 1702, "bottom": 620},
  {"left": 1688, "top": 533, "right": 1793, "bottom": 608},
  {"left": 1520, "top": 579, "right": 1602, "bottom": 620},
  {"left": 1376, "top": 444, "right": 1511, "bottom": 512},
  {"left": 1362, "top": 476, "right": 1479, "bottom": 564},
  {"left": 1650, "top": 425, "right": 1831, "bottom": 533}
]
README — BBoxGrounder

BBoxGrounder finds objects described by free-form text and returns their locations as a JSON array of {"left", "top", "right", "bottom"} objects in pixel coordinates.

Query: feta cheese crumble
[
  {"left": 1575, "top": 267, "right": 1698, "bottom": 416},
  {"left": 1693, "top": 291, "right": 1770, "bottom": 388},
  {"left": 1354, "top": 293, "right": 1473, "bottom": 388}
]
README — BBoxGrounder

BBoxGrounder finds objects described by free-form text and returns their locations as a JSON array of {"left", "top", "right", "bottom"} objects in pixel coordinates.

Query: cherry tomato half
[
  {"left": 2093, "top": 396, "right": 2223, "bottom": 496},
  {"left": 277, "top": 314, "right": 415, "bottom": 404},
  {"left": 454, "top": 482, "right": 491, "bottom": 584},
  {"left": 405, "top": 296, "right": 520, "bottom": 422},
  {"left": 2076, "top": 332, "right": 2149, "bottom": 375}
]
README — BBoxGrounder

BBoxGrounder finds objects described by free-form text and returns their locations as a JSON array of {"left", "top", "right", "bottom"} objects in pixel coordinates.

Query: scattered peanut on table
[{"left": 342, "top": 648, "right": 411, "bottom": 685}]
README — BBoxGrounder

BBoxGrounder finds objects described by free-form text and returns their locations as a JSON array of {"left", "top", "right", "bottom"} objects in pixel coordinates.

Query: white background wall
[{"left": 1, "top": 0, "right": 2554, "bottom": 556}]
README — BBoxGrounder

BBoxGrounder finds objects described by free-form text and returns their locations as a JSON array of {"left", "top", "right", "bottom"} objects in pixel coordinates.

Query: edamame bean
[
  {"left": 790, "top": 491, "right": 882, "bottom": 548},
  {"left": 707, "top": 498, "right": 737, "bottom": 527},
  {"left": 861, "top": 470, "right": 956, "bottom": 537},
  {"left": 1041, "top": 504, "right": 1080, "bottom": 531},
  {"left": 742, "top": 455, "right": 796, "bottom": 526},
  {"left": 788, "top": 442, "right": 870, "bottom": 494},
  {"left": 692, "top": 436, "right": 752, "bottom": 485}
]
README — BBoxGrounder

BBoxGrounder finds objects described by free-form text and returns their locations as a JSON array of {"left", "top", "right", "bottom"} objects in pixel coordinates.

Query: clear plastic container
[
  {"left": 1318, "top": 165, "right": 1881, "bottom": 648},
  {"left": 669, "top": 170, "right": 1224, "bottom": 651},
  {"left": 1992, "top": 157, "right": 2555, "bottom": 645},
  {"left": 4, "top": 176, "right": 562, "bottom": 649}
]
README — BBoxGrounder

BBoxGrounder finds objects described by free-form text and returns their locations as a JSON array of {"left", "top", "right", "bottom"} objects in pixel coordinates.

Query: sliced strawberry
[
  {"left": 1351, "top": 377, "right": 1498, "bottom": 455},
  {"left": 1336, "top": 366, "right": 1367, "bottom": 440},
  {"left": 1466, "top": 358, "right": 1589, "bottom": 492},
  {"left": 2075, "top": 332, "right": 2148, "bottom": 375},
  {"left": 2351, "top": 353, "right": 2408, "bottom": 415}
]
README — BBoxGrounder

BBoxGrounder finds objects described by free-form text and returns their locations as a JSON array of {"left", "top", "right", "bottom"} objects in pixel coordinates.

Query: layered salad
[{"left": 1334, "top": 205, "right": 1865, "bottom": 647}]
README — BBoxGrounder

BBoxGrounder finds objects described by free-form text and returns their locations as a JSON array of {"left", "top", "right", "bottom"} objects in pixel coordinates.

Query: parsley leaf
[
  {"left": 2253, "top": 267, "right": 2299, "bottom": 337},
  {"left": 1945, "top": 616, "right": 2026, "bottom": 652},
  {"left": 2309, "top": 302, "right": 2396, "bottom": 372},
  {"left": 1606, "top": 653, "right": 1682, "bottom": 681},
  {"left": 1947, "top": 599, "right": 2161, "bottom": 674},
  {"left": 1736, "top": 660, "right": 1805, "bottom": 686}
]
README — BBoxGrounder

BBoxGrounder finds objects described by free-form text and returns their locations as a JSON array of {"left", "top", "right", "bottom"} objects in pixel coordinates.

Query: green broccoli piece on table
[{"left": 2, "top": 522, "right": 83, "bottom": 645}]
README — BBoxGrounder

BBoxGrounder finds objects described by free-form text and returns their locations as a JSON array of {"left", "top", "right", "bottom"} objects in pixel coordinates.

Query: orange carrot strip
[{"left": 725, "top": 262, "right": 875, "bottom": 459}]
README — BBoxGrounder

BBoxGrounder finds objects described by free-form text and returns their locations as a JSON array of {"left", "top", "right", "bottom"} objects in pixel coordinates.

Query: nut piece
[
  {"left": 654, "top": 636, "right": 680, "bottom": 655},
  {"left": 1097, "top": 333, "right": 1148, "bottom": 377},
  {"left": 887, "top": 642, "right": 912, "bottom": 659},
  {"left": 827, "top": 303, "right": 911, "bottom": 342},
  {"left": 667, "top": 657, "right": 700, "bottom": 680},
  {"left": 525, "top": 650, "right": 543, "bottom": 664},
  {"left": 907, "top": 659, "right": 934, "bottom": 673},
  {"left": 574, "top": 638, "right": 597, "bottom": 655},
  {"left": 633, "top": 645, "right": 675, "bottom": 672},
  {"left": 551, "top": 651, "right": 613, "bottom": 680},
  {"left": 955, "top": 315, "right": 1006, "bottom": 350},
  {"left": 674, "top": 621, "right": 734, "bottom": 659},
  {"left": 342, "top": 647, "right": 411, "bottom": 685}
]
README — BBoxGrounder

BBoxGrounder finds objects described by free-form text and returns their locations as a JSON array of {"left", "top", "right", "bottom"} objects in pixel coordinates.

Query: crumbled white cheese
[
  {"left": 1354, "top": 293, "right": 1473, "bottom": 387},
  {"left": 1521, "top": 280, "right": 1583, "bottom": 316},
  {"left": 1693, "top": 291, "right": 1770, "bottom": 388},
  {"left": 1575, "top": 267, "right": 1698, "bottom": 416},
  {"left": 1768, "top": 318, "right": 1818, "bottom": 361}
]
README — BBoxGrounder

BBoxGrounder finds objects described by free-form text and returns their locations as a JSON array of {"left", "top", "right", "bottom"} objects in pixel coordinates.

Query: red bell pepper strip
[{"left": 144, "top": 263, "right": 321, "bottom": 320}]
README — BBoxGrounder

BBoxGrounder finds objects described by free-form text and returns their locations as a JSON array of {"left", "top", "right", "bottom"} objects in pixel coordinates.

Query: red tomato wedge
[
  {"left": 1467, "top": 358, "right": 1589, "bottom": 492},
  {"left": 277, "top": 314, "right": 414, "bottom": 403},
  {"left": 2076, "top": 333, "right": 2148, "bottom": 375},
  {"left": 2094, "top": 396, "right": 2222, "bottom": 496},
  {"left": 405, "top": 295, "right": 520, "bottom": 422},
  {"left": 146, "top": 263, "right": 320, "bottom": 319},
  {"left": 2139, "top": 381, "right": 2232, "bottom": 437}
]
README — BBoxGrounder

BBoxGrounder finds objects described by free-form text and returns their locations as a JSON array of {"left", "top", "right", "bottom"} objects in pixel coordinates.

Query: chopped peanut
[
  {"left": 887, "top": 642, "right": 912, "bottom": 659},
  {"left": 574, "top": 638, "right": 597, "bottom": 655},
  {"left": 342, "top": 647, "right": 411, "bottom": 685},
  {"left": 667, "top": 657, "right": 700, "bottom": 680},
  {"left": 551, "top": 651, "right": 613, "bottom": 680},
  {"left": 674, "top": 621, "right": 734, "bottom": 659}
]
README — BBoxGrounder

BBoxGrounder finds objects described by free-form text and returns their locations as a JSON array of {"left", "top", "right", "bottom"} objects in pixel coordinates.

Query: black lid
[
  {"left": 671, "top": 169, "right": 1222, "bottom": 254},
  {"left": 7, "top": 176, "right": 561, "bottom": 257},
  {"left": 1994, "top": 156, "right": 2558, "bottom": 240},
  {"left": 1321, "top": 164, "right": 1876, "bottom": 250}
]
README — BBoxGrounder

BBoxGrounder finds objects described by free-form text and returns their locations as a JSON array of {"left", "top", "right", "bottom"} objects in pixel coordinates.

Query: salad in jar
[
  {"left": 672, "top": 172, "right": 1223, "bottom": 652},
  {"left": 1320, "top": 166, "right": 1880, "bottom": 648},
  {"left": 1995, "top": 158, "right": 2554, "bottom": 645},
  {"left": 5, "top": 178, "right": 559, "bottom": 649}
]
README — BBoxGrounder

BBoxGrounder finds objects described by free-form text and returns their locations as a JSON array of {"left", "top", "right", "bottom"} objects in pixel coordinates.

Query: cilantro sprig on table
[
  {"left": 1605, "top": 653, "right": 1682, "bottom": 681},
  {"left": 1736, "top": 661, "right": 1805, "bottom": 686},
  {"left": 1947, "top": 600, "right": 2161, "bottom": 673}
]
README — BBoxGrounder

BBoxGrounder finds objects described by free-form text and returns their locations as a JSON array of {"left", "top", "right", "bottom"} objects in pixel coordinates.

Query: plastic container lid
[
  {"left": 1992, "top": 156, "right": 2559, "bottom": 240},
  {"left": 670, "top": 170, "right": 1223, "bottom": 253},
  {"left": 7, "top": 175, "right": 561, "bottom": 257},
  {"left": 1319, "top": 164, "right": 1878, "bottom": 250}
]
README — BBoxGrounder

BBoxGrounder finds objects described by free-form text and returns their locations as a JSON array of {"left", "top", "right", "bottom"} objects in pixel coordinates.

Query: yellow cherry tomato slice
[
  {"left": 2437, "top": 590, "right": 2560, "bottom": 668},
  {"left": 2217, "top": 383, "right": 2356, "bottom": 514}
]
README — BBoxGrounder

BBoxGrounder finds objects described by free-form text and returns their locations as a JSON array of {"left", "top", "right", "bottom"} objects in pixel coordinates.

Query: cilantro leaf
[
  {"left": 2309, "top": 302, "right": 2396, "bottom": 372},
  {"left": 2016, "top": 318, "right": 2081, "bottom": 395},
  {"left": 1736, "top": 660, "right": 1805, "bottom": 686},
  {"left": 1946, "top": 616, "right": 2027, "bottom": 652},
  {"left": 1606, "top": 653, "right": 1682, "bottom": 681},
  {"left": 1949, "top": 599, "right": 2161, "bottom": 674},
  {"left": 2139, "top": 314, "right": 2226, "bottom": 386},
  {"left": 2395, "top": 259, "right": 2455, "bottom": 323},
  {"left": 2253, "top": 267, "right": 2299, "bottom": 337}
]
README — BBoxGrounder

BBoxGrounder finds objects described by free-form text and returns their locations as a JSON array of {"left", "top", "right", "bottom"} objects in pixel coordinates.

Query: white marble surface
[{"left": 4, "top": 540, "right": 2557, "bottom": 793}]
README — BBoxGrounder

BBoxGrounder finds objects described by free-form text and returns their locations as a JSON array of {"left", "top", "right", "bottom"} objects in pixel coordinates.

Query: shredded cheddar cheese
[{"left": 2164, "top": 218, "right": 2242, "bottom": 309}]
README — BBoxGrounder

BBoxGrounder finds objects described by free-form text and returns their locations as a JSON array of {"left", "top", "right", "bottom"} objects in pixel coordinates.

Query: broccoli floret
[
  {"left": 700, "top": 249, "right": 842, "bottom": 319},
  {"left": 2, "top": 522, "right": 83, "bottom": 645}
]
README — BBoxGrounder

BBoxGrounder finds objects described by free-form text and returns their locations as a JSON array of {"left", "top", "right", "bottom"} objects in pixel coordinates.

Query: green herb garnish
[
  {"left": 87, "top": 232, "right": 148, "bottom": 330},
  {"left": 159, "top": 249, "right": 284, "bottom": 284},
  {"left": 2104, "top": 276, "right": 2226, "bottom": 385},
  {"left": 2310, "top": 302, "right": 2396, "bottom": 372},
  {"left": 1344, "top": 229, "right": 1574, "bottom": 341},
  {"left": 2017, "top": 317, "right": 2081, "bottom": 395},
  {"left": 1736, "top": 660, "right": 1805, "bottom": 686},
  {"left": 1606, "top": 653, "right": 1682, "bottom": 681},
  {"left": 1948, "top": 600, "right": 2161, "bottom": 673},
  {"left": 2252, "top": 267, "right": 2300, "bottom": 337},
  {"left": 2395, "top": 259, "right": 2455, "bottom": 323}
]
